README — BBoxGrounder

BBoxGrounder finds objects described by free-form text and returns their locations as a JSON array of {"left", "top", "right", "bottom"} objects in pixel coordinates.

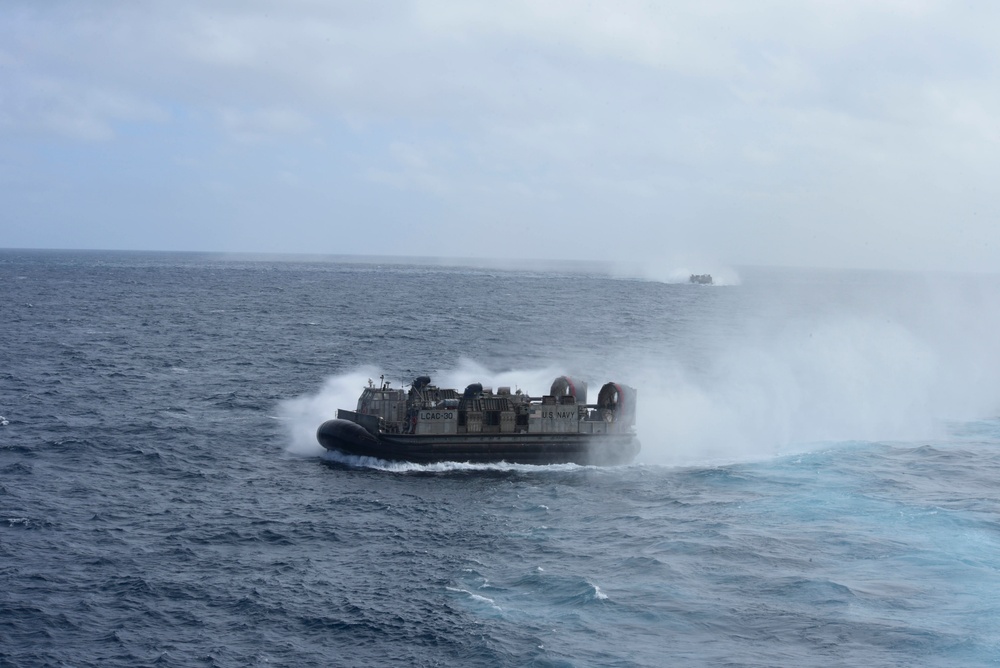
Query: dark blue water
[{"left": 3, "top": 249, "right": 1000, "bottom": 667}]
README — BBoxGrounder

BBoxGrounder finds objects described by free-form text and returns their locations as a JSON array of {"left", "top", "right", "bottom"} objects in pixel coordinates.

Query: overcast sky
[{"left": 2, "top": 1, "right": 999, "bottom": 272}]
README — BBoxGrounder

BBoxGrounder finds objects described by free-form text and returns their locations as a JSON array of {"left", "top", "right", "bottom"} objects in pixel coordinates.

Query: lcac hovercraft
[{"left": 317, "top": 375, "right": 639, "bottom": 465}]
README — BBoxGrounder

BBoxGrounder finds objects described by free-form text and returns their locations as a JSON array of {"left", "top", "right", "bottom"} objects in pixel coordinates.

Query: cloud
[
  {"left": 218, "top": 107, "right": 314, "bottom": 143},
  {"left": 0, "top": 70, "right": 168, "bottom": 141},
  {"left": 2, "top": 0, "right": 999, "bottom": 269}
]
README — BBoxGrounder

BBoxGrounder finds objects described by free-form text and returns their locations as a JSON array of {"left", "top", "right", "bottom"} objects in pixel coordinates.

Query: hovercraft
[{"left": 317, "top": 375, "right": 640, "bottom": 465}]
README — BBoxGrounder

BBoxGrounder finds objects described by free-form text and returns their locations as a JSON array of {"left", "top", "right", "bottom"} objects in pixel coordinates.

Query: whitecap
[
  {"left": 590, "top": 583, "right": 609, "bottom": 601},
  {"left": 446, "top": 587, "right": 503, "bottom": 612}
]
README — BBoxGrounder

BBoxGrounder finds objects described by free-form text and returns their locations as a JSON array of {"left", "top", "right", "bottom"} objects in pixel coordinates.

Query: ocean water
[{"left": 3, "top": 249, "right": 1000, "bottom": 667}]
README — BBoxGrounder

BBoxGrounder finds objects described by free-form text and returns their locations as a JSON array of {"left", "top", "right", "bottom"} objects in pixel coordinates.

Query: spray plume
[{"left": 278, "top": 272, "right": 1000, "bottom": 468}]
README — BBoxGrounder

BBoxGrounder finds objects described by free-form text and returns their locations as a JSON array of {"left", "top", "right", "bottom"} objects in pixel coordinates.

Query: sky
[{"left": 2, "top": 0, "right": 999, "bottom": 272}]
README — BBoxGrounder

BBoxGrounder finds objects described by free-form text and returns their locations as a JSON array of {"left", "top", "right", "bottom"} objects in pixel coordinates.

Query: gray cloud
[{"left": 2, "top": 0, "right": 999, "bottom": 271}]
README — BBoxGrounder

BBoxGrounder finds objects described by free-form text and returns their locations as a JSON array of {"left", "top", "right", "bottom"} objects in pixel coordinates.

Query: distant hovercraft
[{"left": 317, "top": 375, "right": 640, "bottom": 465}]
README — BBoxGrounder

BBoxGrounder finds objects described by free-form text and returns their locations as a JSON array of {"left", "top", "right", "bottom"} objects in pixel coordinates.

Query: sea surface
[{"left": 3, "top": 249, "right": 1000, "bottom": 667}]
